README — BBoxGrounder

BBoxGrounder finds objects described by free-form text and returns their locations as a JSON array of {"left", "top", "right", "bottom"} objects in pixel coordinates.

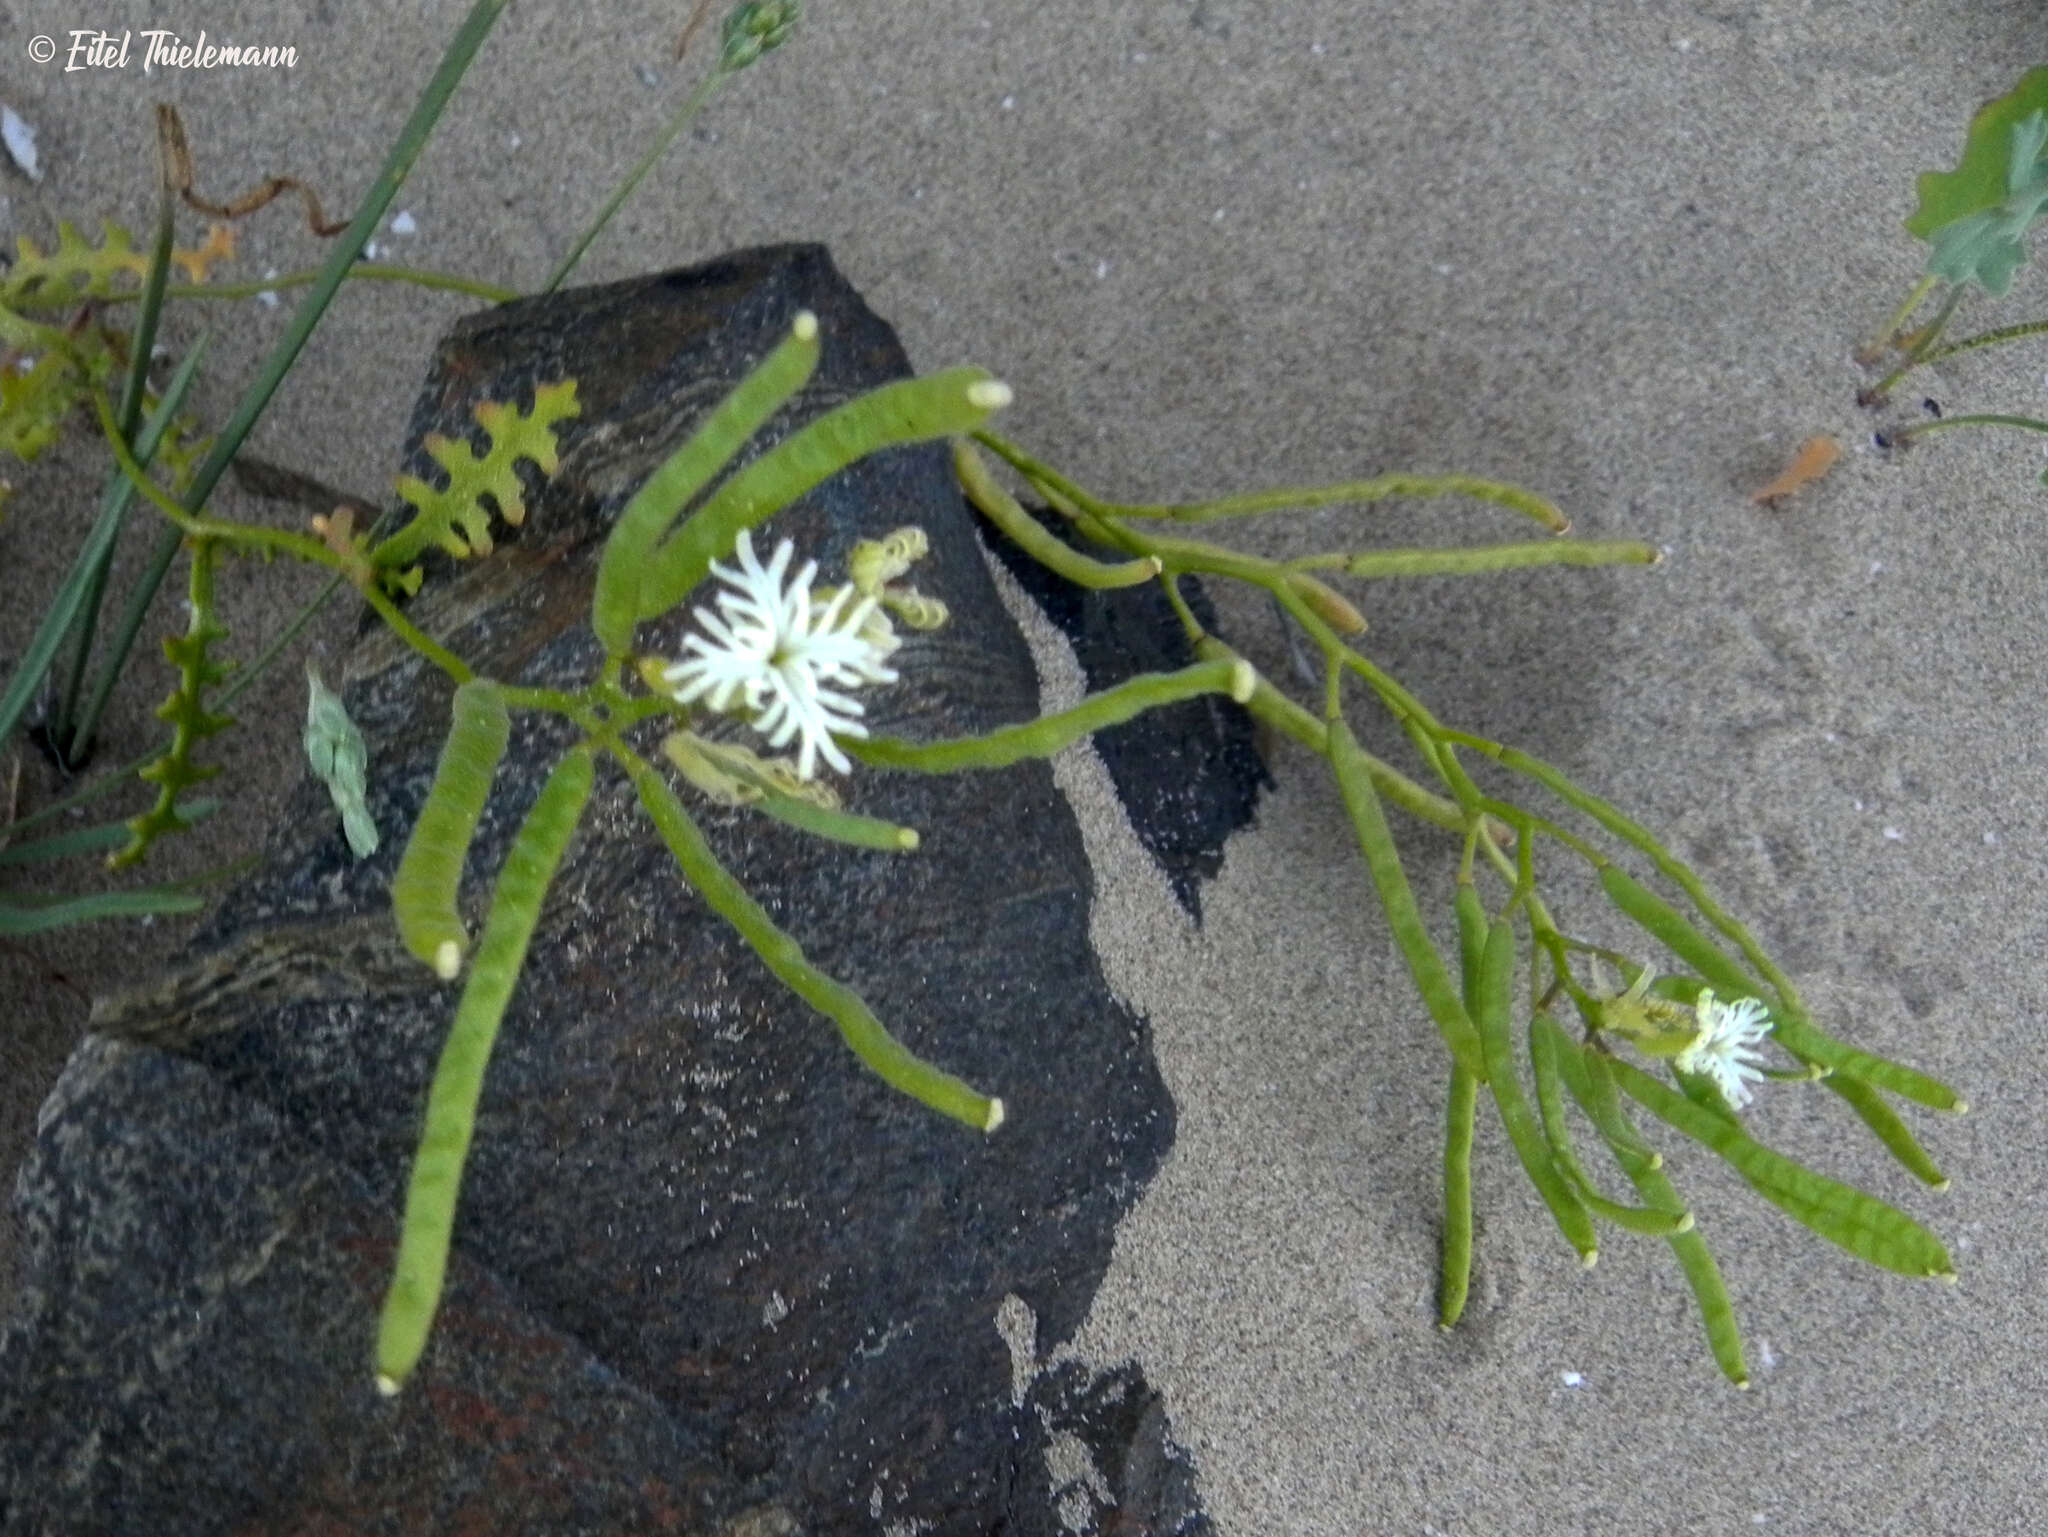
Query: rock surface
[{"left": 0, "top": 246, "right": 1259, "bottom": 1534}]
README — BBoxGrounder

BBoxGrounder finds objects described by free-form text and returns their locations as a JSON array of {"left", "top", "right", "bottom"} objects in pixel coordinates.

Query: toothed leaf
[
  {"left": 2, "top": 219, "right": 236, "bottom": 310},
  {"left": 371, "top": 379, "right": 579, "bottom": 586}
]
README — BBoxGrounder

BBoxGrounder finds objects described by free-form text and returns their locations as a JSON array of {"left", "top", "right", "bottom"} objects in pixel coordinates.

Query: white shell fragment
[{"left": 1, "top": 105, "right": 41, "bottom": 183}]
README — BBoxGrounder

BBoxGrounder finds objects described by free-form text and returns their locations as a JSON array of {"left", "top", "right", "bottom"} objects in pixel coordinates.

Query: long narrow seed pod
[
  {"left": 1439, "top": 1062, "right": 1479, "bottom": 1328},
  {"left": 1289, "top": 538, "right": 1659, "bottom": 579},
  {"left": 1607, "top": 1056, "right": 1954, "bottom": 1280},
  {"left": 376, "top": 745, "right": 594, "bottom": 1394},
  {"left": 1550, "top": 1039, "right": 1746, "bottom": 1385},
  {"left": 591, "top": 312, "right": 820, "bottom": 654},
  {"left": 635, "top": 368, "right": 1012, "bottom": 624},
  {"left": 1529, "top": 1015, "right": 1691, "bottom": 1236},
  {"left": 953, "top": 439, "right": 1160, "bottom": 589},
  {"left": 391, "top": 681, "right": 511, "bottom": 979},
  {"left": 1551, "top": 1034, "right": 1663, "bottom": 1168},
  {"left": 1326, "top": 718, "right": 1485, "bottom": 1079},
  {"left": 1469, "top": 915, "right": 1599, "bottom": 1266},
  {"left": 623, "top": 747, "right": 1001, "bottom": 1133},
  {"left": 849, "top": 659, "right": 1253, "bottom": 774},
  {"left": 1822, "top": 1073, "right": 1949, "bottom": 1189}
]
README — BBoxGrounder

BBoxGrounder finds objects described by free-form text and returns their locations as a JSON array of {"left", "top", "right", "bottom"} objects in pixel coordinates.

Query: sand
[{"left": 5, "top": 2, "right": 2046, "bottom": 1531}]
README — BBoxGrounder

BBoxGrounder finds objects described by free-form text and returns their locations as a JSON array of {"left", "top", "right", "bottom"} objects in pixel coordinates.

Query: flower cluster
[
  {"left": 658, "top": 530, "right": 901, "bottom": 779},
  {"left": 1675, "top": 988, "right": 1775, "bottom": 1109}
]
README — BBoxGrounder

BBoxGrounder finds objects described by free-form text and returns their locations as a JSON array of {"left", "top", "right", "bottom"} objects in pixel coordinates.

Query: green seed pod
[
  {"left": 391, "top": 681, "right": 511, "bottom": 980},
  {"left": 636, "top": 368, "right": 1012, "bottom": 625},
  {"left": 377, "top": 745, "right": 595, "bottom": 1395},
  {"left": 593, "top": 311, "right": 821, "bottom": 655},
  {"left": 1439, "top": 1063, "right": 1478, "bottom": 1328}
]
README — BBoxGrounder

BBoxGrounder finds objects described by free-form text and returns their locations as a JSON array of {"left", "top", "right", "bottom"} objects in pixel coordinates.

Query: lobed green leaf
[{"left": 1907, "top": 68, "right": 2048, "bottom": 240}]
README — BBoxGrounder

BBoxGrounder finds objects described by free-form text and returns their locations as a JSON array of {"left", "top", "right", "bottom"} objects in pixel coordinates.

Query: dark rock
[
  {"left": 982, "top": 507, "right": 1269, "bottom": 922},
  {"left": 1, "top": 245, "right": 1261, "bottom": 1535}
]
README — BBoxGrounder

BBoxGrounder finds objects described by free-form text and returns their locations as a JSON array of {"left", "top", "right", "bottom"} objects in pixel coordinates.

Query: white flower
[
  {"left": 660, "top": 531, "right": 899, "bottom": 779},
  {"left": 1675, "top": 989, "right": 1775, "bottom": 1109}
]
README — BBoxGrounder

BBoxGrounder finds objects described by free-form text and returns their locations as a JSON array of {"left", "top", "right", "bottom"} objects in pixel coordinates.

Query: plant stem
[
  {"left": 0, "top": 344, "right": 206, "bottom": 754},
  {"left": 542, "top": 66, "right": 728, "bottom": 293},
  {"left": 1911, "top": 315, "right": 2048, "bottom": 370},
  {"left": 1861, "top": 284, "right": 1966, "bottom": 403},
  {"left": 175, "top": 0, "right": 512, "bottom": 525},
  {"left": 1861, "top": 272, "right": 1939, "bottom": 362},
  {"left": 1889, "top": 411, "right": 2048, "bottom": 443},
  {"left": 94, "top": 263, "right": 521, "bottom": 307},
  {"left": 53, "top": 150, "right": 182, "bottom": 763}
]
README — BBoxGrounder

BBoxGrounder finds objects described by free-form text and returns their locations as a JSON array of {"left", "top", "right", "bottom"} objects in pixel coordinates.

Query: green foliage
[
  {"left": 0, "top": 354, "right": 91, "bottom": 462},
  {"left": 721, "top": 0, "right": 801, "bottom": 71},
  {"left": 0, "top": 219, "right": 235, "bottom": 311},
  {"left": 592, "top": 313, "right": 820, "bottom": 653},
  {"left": 303, "top": 662, "right": 378, "bottom": 858},
  {"left": 391, "top": 681, "right": 511, "bottom": 979},
  {"left": 371, "top": 379, "right": 581, "bottom": 584},
  {"left": 110, "top": 539, "right": 236, "bottom": 870},
  {"left": 373, "top": 316, "right": 1035, "bottom": 1390},
  {"left": 1920, "top": 107, "right": 2048, "bottom": 295},
  {"left": 629, "top": 365, "right": 1012, "bottom": 624},
  {"left": 3, "top": 0, "right": 521, "bottom": 944},
  {"left": 1908, "top": 69, "right": 2048, "bottom": 245},
  {"left": 0, "top": 0, "right": 1964, "bottom": 1404},
  {"left": 377, "top": 746, "right": 595, "bottom": 1395},
  {"left": 968, "top": 424, "right": 1959, "bottom": 1388},
  {"left": 0, "top": 886, "right": 206, "bottom": 936}
]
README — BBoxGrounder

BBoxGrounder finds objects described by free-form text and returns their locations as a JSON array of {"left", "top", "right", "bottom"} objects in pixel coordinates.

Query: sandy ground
[{"left": 5, "top": 2, "right": 2047, "bottom": 1532}]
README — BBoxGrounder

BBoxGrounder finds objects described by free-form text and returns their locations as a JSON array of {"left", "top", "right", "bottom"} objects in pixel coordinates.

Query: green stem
[
  {"left": 0, "top": 343, "right": 206, "bottom": 754},
  {"left": 1292, "top": 539, "right": 1660, "bottom": 580},
  {"left": 1862, "top": 283, "right": 1965, "bottom": 402},
  {"left": 1889, "top": 411, "right": 2048, "bottom": 443},
  {"left": 94, "top": 263, "right": 521, "bottom": 307},
  {"left": 971, "top": 429, "right": 1569, "bottom": 532},
  {"left": 177, "top": 0, "right": 512, "bottom": 524},
  {"left": 1191, "top": 635, "right": 1475, "bottom": 836},
  {"left": 1326, "top": 716, "right": 1486, "bottom": 1079},
  {"left": 847, "top": 659, "right": 1253, "bottom": 774},
  {"left": 95, "top": 388, "right": 473, "bottom": 685},
  {"left": 542, "top": 67, "right": 728, "bottom": 293},
  {"left": 1860, "top": 272, "right": 1939, "bottom": 363},
  {"left": 1911, "top": 314, "right": 2048, "bottom": 370},
  {"left": 621, "top": 743, "right": 1002, "bottom": 1132},
  {"left": 54, "top": 157, "right": 181, "bottom": 763}
]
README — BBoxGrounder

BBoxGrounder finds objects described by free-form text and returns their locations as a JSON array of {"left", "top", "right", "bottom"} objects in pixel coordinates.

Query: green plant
[
  {"left": 1861, "top": 68, "right": 2048, "bottom": 469},
  {"left": 0, "top": 0, "right": 1960, "bottom": 1401}
]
